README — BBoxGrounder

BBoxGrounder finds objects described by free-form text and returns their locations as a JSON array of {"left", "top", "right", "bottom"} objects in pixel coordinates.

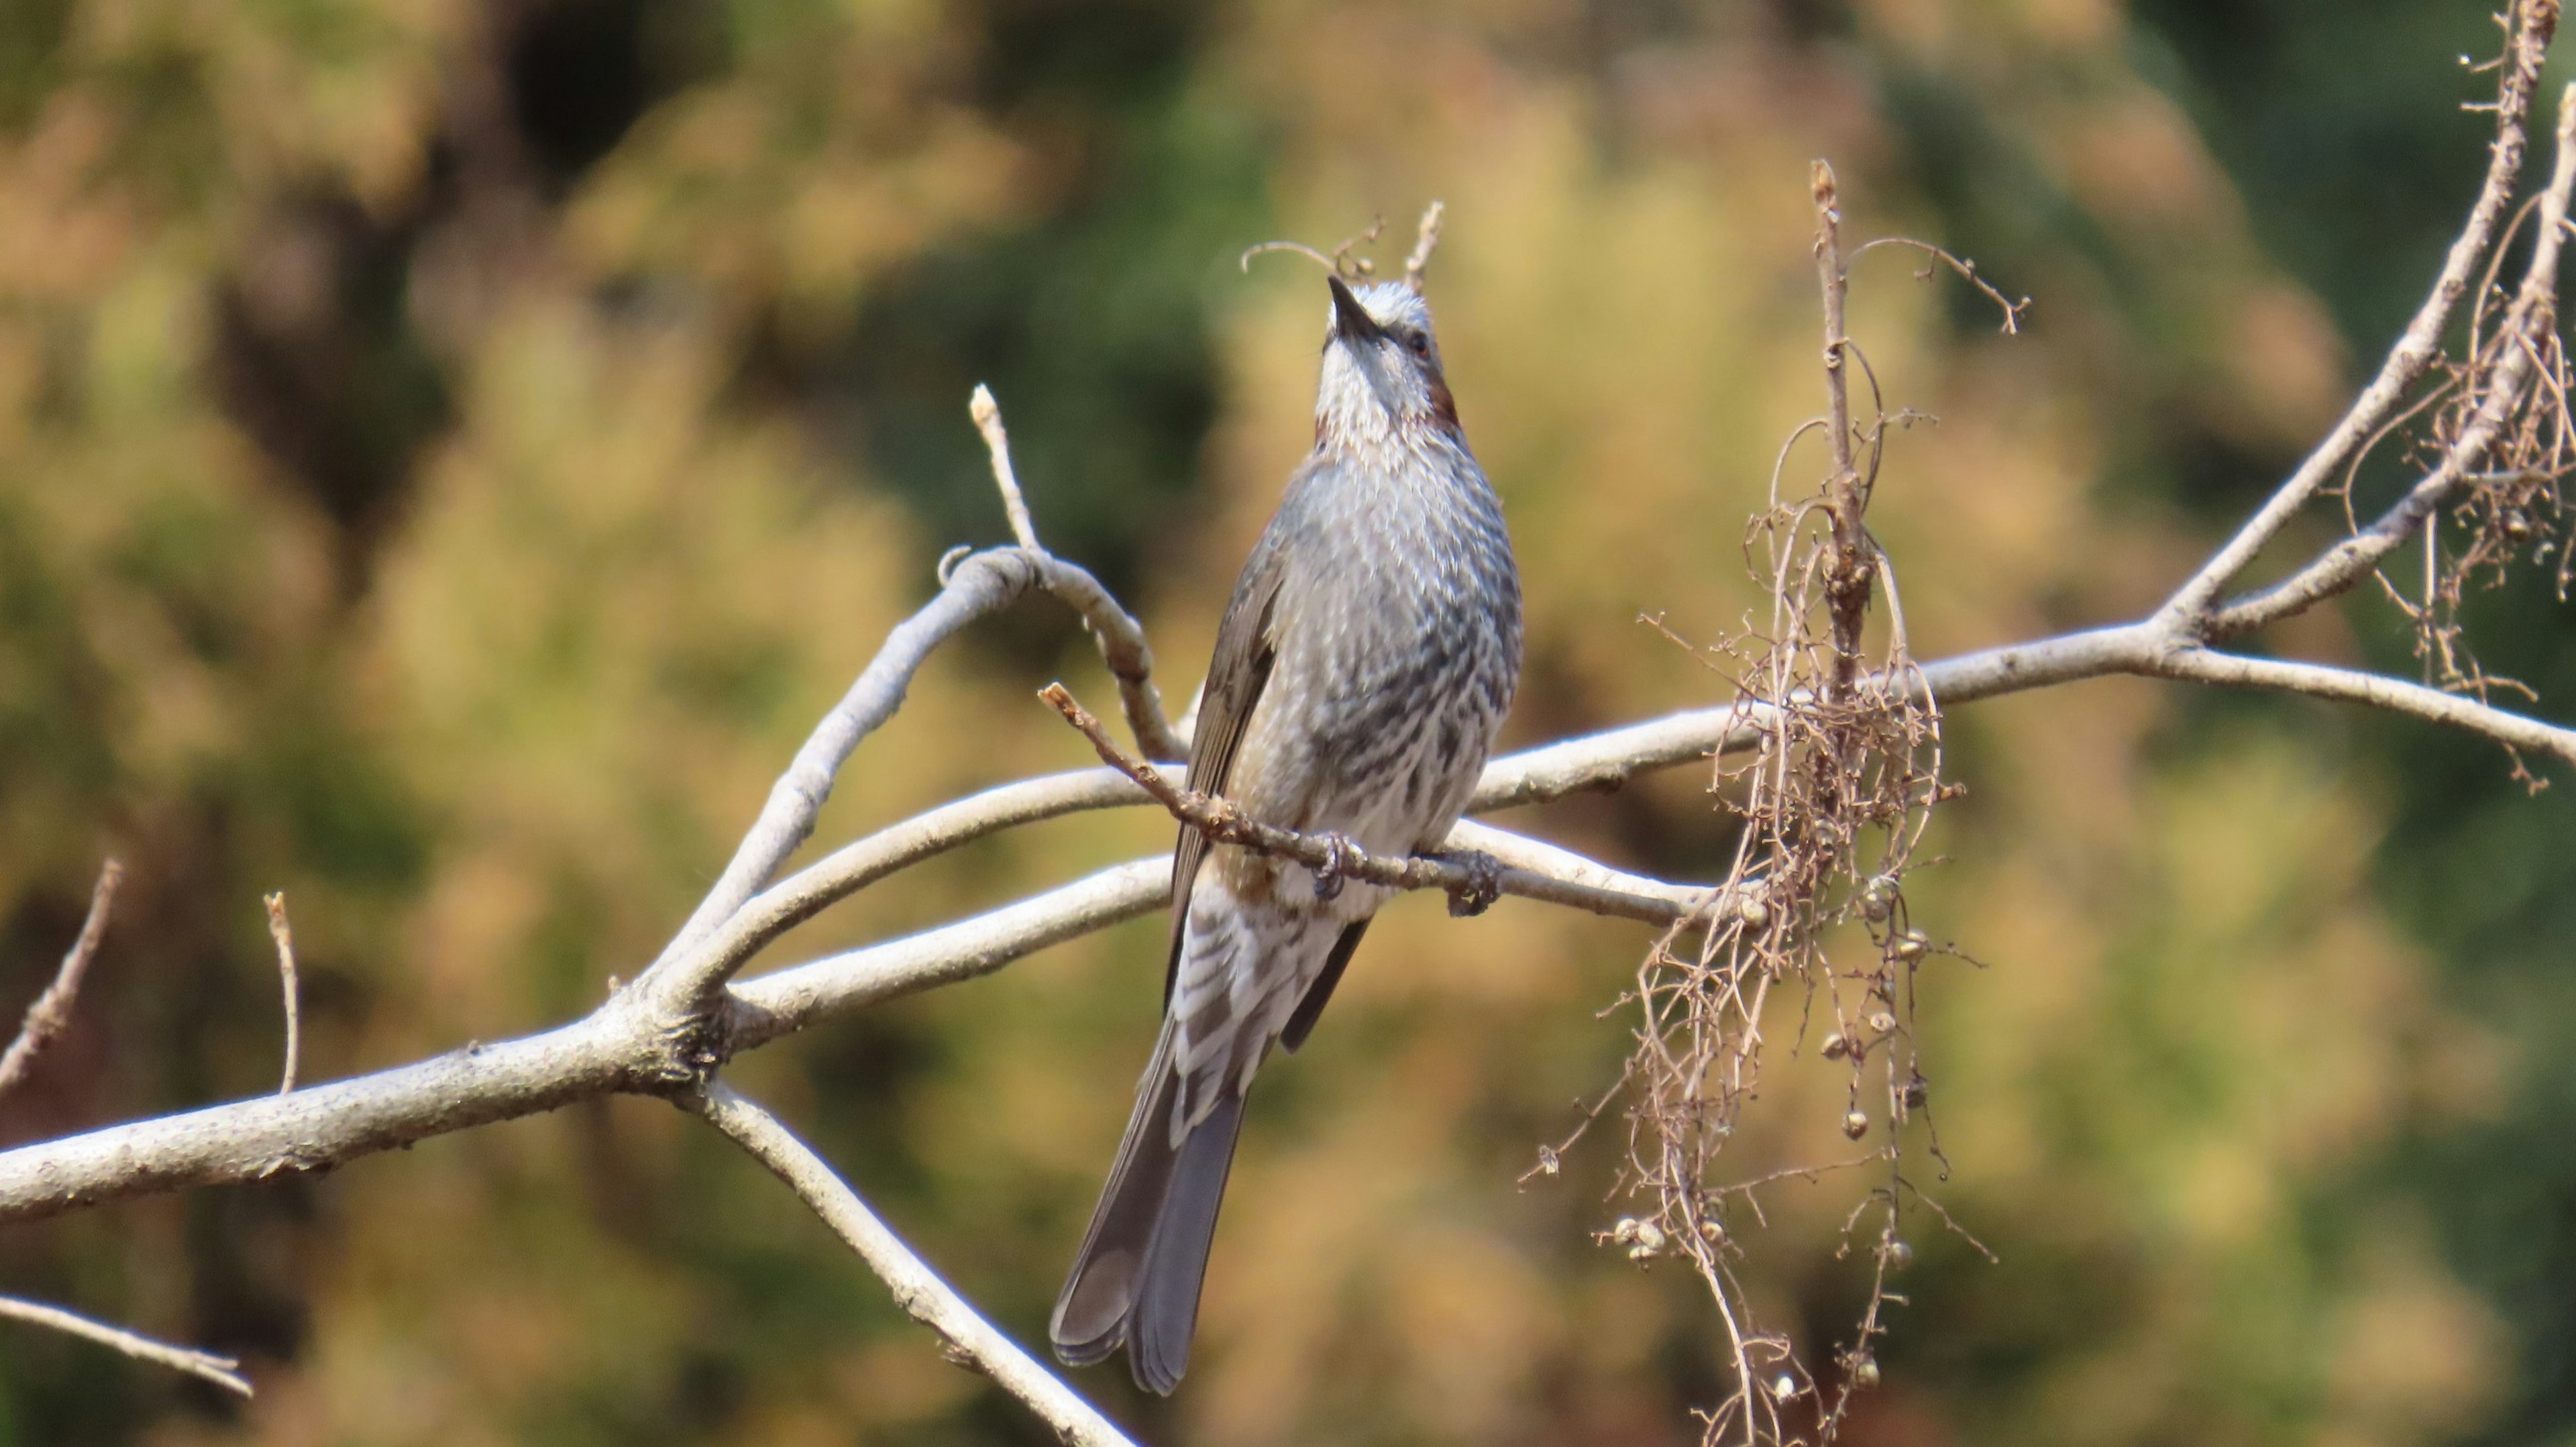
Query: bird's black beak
[{"left": 1328, "top": 274, "right": 1384, "bottom": 345}]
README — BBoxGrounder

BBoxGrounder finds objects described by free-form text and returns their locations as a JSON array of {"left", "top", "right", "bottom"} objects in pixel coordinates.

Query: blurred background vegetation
[{"left": 0, "top": 0, "right": 2570, "bottom": 1442}]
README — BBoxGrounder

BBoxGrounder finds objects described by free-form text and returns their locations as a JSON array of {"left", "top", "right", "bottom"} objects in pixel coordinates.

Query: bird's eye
[{"left": 1405, "top": 329, "right": 1432, "bottom": 357}]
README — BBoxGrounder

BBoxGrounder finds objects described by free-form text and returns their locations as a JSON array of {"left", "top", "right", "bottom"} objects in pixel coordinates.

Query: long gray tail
[{"left": 1051, "top": 1019, "right": 1247, "bottom": 1395}]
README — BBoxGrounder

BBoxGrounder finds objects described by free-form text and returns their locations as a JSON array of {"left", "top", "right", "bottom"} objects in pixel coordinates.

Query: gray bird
[{"left": 1050, "top": 274, "right": 1523, "bottom": 1393}]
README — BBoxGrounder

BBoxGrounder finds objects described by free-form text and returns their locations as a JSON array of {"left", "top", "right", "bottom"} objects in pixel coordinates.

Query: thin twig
[
  {"left": 1846, "top": 237, "right": 2029, "bottom": 333},
  {"left": 1404, "top": 200, "right": 1446, "bottom": 290},
  {"left": 0, "top": 859, "right": 125, "bottom": 1102},
  {"left": 971, "top": 384, "right": 1041, "bottom": 552},
  {"left": 0, "top": 1293, "right": 250, "bottom": 1397},
  {"left": 263, "top": 893, "right": 301, "bottom": 1095},
  {"left": 1041, "top": 682, "right": 1717, "bottom": 924},
  {"left": 689, "top": 1084, "right": 1138, "bottom": 1447}
]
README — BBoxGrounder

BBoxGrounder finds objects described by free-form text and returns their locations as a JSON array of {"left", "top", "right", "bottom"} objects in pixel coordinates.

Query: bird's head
[{"left": 1315, "top": 275, "right": 1458, "bottom": 445}]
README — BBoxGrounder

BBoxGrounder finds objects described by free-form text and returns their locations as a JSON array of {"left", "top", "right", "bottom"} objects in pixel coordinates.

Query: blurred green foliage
[{"left": 0, "top": 0, "right": 2569, "bottom": 1444}]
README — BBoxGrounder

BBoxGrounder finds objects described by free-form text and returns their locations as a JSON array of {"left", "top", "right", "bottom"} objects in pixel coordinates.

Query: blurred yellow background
[{"left": 1, "top": 0, "right": 2570, "bottom": 1443}]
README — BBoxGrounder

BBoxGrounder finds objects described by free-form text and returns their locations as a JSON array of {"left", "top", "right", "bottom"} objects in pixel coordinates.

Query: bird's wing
[{"left": 1164, "top": 525, "right": 1289, "bottom": 1006}]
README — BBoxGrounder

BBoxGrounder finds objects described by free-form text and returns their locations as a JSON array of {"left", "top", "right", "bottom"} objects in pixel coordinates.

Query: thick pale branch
[
  {"left": 0, "top": 1010, "right": 643, "bottom": 1222},
  {"left": 690, "top": 1084, "right": 1138, "bottom": 1447},
  {"left": 2163, "top": 0, "right": 2559, "bottom": 622},
  {"left": 0, "top": 1293, "right": 250, "bottom": 1397},
  {"left": 0, "top": 859, "right": 124, "bottom": 1100}
]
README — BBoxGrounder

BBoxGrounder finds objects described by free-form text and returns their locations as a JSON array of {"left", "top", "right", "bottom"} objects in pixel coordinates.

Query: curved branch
[{"left": 641, "top": 548, "right": 1046, "bottom": 1000}]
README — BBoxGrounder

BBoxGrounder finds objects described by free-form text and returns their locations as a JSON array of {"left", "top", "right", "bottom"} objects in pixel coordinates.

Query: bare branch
[
  {"left": 0, "top": 1293, "right": 250, "bottom": 1397},
  {"left": 2210, "top": 78, "right": 2576, "bottom": 637},
  {"left": 0, "top": 1008, "right": 643, "bottom": 1223},
  {"left": 0, "top": 859, "right": 125, "bottom": 1102},
  {"left": 731, "top": 858, "right": 1172, "bottom": 1045},
  {"left": 666, "top": 768, "right": 1147, "bottom": 999},
  {"left": 1445, "top": 819, "right": 1715, "bottom": 916},
  {"left": 264, "top": 893, "right": 302, "bottom": 1095},
  {"left": 2141, "top": 645, "right": 2576, "bottom": 767},
  {"left": 690, "top": 1084, "right": 1138, "bottom": 1447},
  {"left": 633, "top": 525, "right": 1177, "bottom": 1018},
  {"left": 2163, "top": 0, "right": 2559, "bottom": 623},
  {"left": 1042, "top": 683, "right": 1715, "bottom": 924},
  {"left": 639, "top": 547, "right": 1049, "bottom": 1004},
  {"left": 5, "top": 610, "right": 2568, "bottom": 1227},
  {"left": 1027, "top": 556, "right": 1189, "bottom": 764}
]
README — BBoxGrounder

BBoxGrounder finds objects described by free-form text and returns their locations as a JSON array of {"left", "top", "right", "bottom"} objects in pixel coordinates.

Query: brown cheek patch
[{"left": 1426, "top": 373, "right": 1458, "bottom": 429}]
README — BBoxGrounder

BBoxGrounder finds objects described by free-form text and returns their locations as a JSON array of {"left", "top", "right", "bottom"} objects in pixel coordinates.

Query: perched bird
[{"left": 1050, "top": 274, "right": 1523, "bottom": 1393}]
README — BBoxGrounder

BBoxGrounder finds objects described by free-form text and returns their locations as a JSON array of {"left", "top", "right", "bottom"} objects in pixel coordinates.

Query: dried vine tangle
[{"left": 1601, "top": 7, "right": 2576, "bottom": 1443}]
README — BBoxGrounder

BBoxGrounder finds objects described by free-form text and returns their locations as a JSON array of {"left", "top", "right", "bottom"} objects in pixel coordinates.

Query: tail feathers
[
  {"left": 1051, "top": 1021, "right": 1248, "bottom": 1394},
  {"left": 1128, "top": 1089, "right": 1244, "bottom": 1393}
]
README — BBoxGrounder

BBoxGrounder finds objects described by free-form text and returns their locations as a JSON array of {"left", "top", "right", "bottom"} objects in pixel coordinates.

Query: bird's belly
[{"left": 1232, "top": 674, "right": 1497, "bottom": 910}]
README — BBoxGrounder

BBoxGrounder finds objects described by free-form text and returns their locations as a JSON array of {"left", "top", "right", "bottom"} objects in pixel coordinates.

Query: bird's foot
[
  {"left": 1438, "top": 849, "right": 1505, "bottom": 917},
  {"left": 1310, "top": 832, "right": 1365, "bottom": 902}
]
